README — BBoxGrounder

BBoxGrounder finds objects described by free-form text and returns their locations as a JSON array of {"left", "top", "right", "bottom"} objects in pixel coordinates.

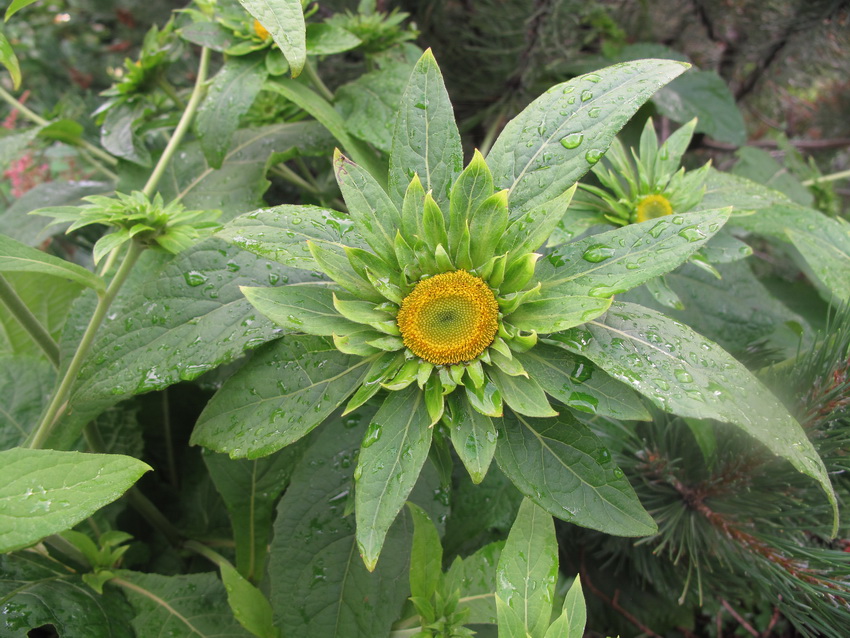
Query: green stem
[
  {"left": 0, "top": 83, "right": 119, "bottom": 168},
  {"left": 303, "top": 58, "right": 334, "bottom": 102},
  {"left": 479, "top": 107, "right": 507, "bottom": 157},
  {"left": 76, "top": 148, "right": 119, "bottom": 181},
  {"left": 0, "top": 273, "right": 60, "bottom": 367},
  {"left": 270, "top": 164, "right": 320, "bottom": 194},
  {"left": 183, "top": 539, "right": 233, "bottom": 568},
  {"left": 802, "top": 168, "right": 850, "bottom": 186},
  {"left": 158, "top": 77, "right": 186, "bottom": 110},
  {"left": 28, "top": 241, "right": 145, "bottom": 449},
  {"left": 142, "top": 46, "right": 211, "bottom": 199}
]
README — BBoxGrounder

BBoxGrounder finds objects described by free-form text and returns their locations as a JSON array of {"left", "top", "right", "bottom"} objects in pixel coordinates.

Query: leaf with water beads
[
  {"left": 447, "top": 392, "right": 497, "bottom": 484},
  {"left": 242, "top": 284, "right": 358, "bottom": 335}
]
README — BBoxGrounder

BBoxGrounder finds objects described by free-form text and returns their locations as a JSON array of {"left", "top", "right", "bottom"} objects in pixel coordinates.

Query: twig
[
  {"left": 721, "top": 599, "right": 760, "bottom": 637},
  {"left": 702, "top": 138, "right": 850, "bottom": 152}
]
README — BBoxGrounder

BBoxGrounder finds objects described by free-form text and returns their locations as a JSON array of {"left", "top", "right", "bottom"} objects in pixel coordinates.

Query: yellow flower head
[
  {"left": 253, "top": 19, "right": 270, "bottom": 40},
  {"left": 635, "top": 194, "right": 673, "bottom": 223}
]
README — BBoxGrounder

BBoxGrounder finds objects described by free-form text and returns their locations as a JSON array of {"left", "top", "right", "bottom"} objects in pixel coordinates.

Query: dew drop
[
  {"left": 560, "top": 133, "right": 584, "bottom": 149},
  {"left": 582, "top": 244, "right": 616, "bottom": 263},
  {"left": 585, "top": 149, "right": 604, "bottom": 164}
]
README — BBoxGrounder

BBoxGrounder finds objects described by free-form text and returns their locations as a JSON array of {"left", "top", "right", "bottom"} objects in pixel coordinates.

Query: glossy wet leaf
[
  {"left": 495, "top": 411, "right": 655, "bottom": 536},
  {"left": 0, "top": 355, "right": 55, "bottom": 449},
  {"left": 241, "top": 283, "right": 355, "bottom": 335},
  {"left": 507, "top": 294, "right": 611, "bottom": 334},
  {"left": 0, "top": 448, "right": 151, "bottom": 553},
  {"left": 219, "top": 563, "right": 279, "bottom": 638},
  {"left": 487, "top": 59, "right": 689, "bottom": 215},
  {"left": 448, "top": 393, "right": 498, "bottom": 483},
  {"left": 237, "top": 0, "right": 305, "bottom": 76},
  {"left": 489, "top": 368, "right": 557, "bottom": 418},
  {"left": 388, "top": 49, "right": 463, "bottom": 209},
  {"left": 516, "top": 345, "right": 650, "bottom": 421},
  {"left": 537, "top": 209, "right": 730, "bottom": 296},
  {"left": 114, "top": 571, "right": 251, "bottom": 637},
  {"left": 192, "top": 335, "right": 373, "bottom": 458},
  {"left": 0, "top": 552, "right": 134, "bottom": 637},
  {"left": 0, "top": 233, "right": 104, "bottom": 292},
  {"left": 356, "top": 385, "right": 433, "bottom": 570},
  {"left": 496, "top": 498, "right": 557, "bottom": 638},
  {"left": 557, "top": 301, "right": 837, "bottom": 531}
]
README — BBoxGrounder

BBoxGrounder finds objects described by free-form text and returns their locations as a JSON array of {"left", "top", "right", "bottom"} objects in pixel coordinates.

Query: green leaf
[
  {"left": 556, "top": 301, "right": 837, "bottom": 532},
  {"left": 507, "top": 294, "right": 611, "bottom": 334},
  {"left": 114, "top": 571, "right": 251, "bottom": 637},
  {"left": 204, "top": 443, "right": 306, "bottom": 579},
  {"left": 499, "top": 184, "right": 576, "bottom": 260},
  {"left": 469, "top": 190, "right": 509, "bottom": 268},
  {"left": 100, "top": 102, "right": 150, "bottom": 166},
  {"left": 0, "top": 553, "right": 134, "bottom": 637},
  {"left": 0, "top": 127, "right": 41, "bottom": 175},
  {"left": 356, "top": 385, "right": 433, "bottom": 570},
  {"left": 219, "top": 563, "right": 280, "bottom": 638},
  {"left": 449, "top": 149, "right": 495, "bottom": 256},
  {"left": 0, "top": 355, "right": 55, "bottom": 448},
  {"left": 732, "top": 146, "right": 813, "bottom": 206},
  {"left": 0, "top": 233, "right": 105, "bottom": 292},
  {"left": 562, "top": 575, "right": 587, "bottom": 638},
  {"left": 242, "top": 283, "right": 355, "bottom": 335},
  {"left": 197, "top": 54, "right": 268, "bottom": 169},
  {"left": 496, "top": 595, "right": 530, "bottom": 638},
  {"left": 334, "top": 150, "right": 401, "bottom": 264},
  {"left": 305, "top": 22, "right": 361, "bottom": 55},
  {"left": 237, "top": 0, "right": 306, "bottom": 76},
  {"left": 269, "top": 409, "right": 421, "bottom": 638},
  {"left": 407, "top": 502, "right": 443, "bottom": 602},
  {"left": 487, "top": 59, "right": 689, "bottom": 215},
  {"left": 0, "top": 29, "right": 21, "bottom": 89},
  {"left": 489, "top": 368, "right": 557, "bottom": 418},
  {"left": 445, "top": 541, "right": 501, "bottom": 624},
  {"left": 497, "top": 498, "right": 557, "bottom": 638},
  {"left": 5, "top": 0, "right": 40, "bottom": 20},
  {"left": 538, "top": 209, "right": 730, "bottom": 296},
  {"left": 388, "top": 49, "right": 463, "bottom": 209},
  {"left": 448, "top": 392, "right": 497, "bottom": 484},
  {"left": 515, "top": 345, "right": 650, "bottom": 421},
  {"left": 787, "top": 225, "right": 850, "bottom": 303},
  {"left": 496, "top": 411, "right": 656, "bottom": 536},
  {"left": 217, "top": 204, "right": 366, "bottom": 271},
  {"left": 0, "top": 448, "right": 150, "bottom": 553},
  {"left": 192, "top": 335, "right": 374, "bottom": 458}
]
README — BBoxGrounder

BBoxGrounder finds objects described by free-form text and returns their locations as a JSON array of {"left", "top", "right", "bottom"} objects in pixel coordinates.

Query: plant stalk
[
  {"left": 27, "top": 240, "right": 145, "bottom": 449},
  {"left": 303, "top": 59, "right": 334, "bottom": 102},
  {"left": 0, "top": 273, "right": 61, "bottom": 367},
  {"left": 183, "top": 539, "right": 234, "bottom": 568},
  {"left": 142, "top": 46, "right": 211, "bottom": 199},
  {"left": 802, "top": 168, "right": 850, "bottom": 186}
]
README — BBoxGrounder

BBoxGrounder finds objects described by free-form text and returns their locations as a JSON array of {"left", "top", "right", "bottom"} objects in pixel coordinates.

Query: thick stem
[
  {"left": 303, "top": 59, "right": 334, "bottom": 102},
  {"left": 0, "top": 273, "right": 60, "bottom": 367},
  {"left": 142, "top": 47, "right": 211, "bottom": 199},
  {"left": 183, "top": 539, "right": 234, "bottom": 569},
  {"left": 28, "top": 241, "right": 145, "bottom": 449}
]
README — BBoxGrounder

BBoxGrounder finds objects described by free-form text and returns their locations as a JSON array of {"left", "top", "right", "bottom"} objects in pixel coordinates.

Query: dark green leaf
[
  {"left": 787, "top": 226, "right": 850, "bottom": 303},
  {"left": 448, "top": 393, "right": 497, "bottom": 484},
  {"left": 732, "top": 147, "right": 813, "bottom": 206},
  {"left": 101, "top": 101, "right": 150, "bottom": 166},
  {"left": 192, "top": 335, "right": 374, "bottom": 458},
  {"left": 237, "top": 0, "right": 306, "bottom": 76},
  {"left": 219, "top": 563, "right": 279, "bottom": 638},
  {"left": 496, "top": 411, "right": 656, "bottom": 536},
  {"left": 0, "top": 29, "right": 21, "bottom": 89},
  {"left": 0, "top": 355, "right": 55, "bottom": 449},
  {"left": 0, "top": 233, "right": 104, "bottom": 291},
  {"left": 0, "top": 448, "right": 150, "bottom": 553},
  {"left": 408, "top": 502, "right": 443, "bottom": 602},
  {"left": 489, "top": 367, "right": 557, "bottom": 418}
]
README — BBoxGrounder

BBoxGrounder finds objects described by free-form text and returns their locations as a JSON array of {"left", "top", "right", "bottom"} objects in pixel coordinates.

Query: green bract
[{"left": 193, "top": 50, "right": 836, "bottom": 570}]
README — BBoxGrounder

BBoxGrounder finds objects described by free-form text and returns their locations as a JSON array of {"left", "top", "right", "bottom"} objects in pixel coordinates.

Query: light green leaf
[
  {"left": 556, "top": 301, "right": 837, "bottom": 533},
  {"left": 0, "top": 233, "right": 104, "bottom": 292},
  {"left": 197, "top": 54, "right": 268, "bottom": 169},
  {"left": 5, "top": 0, "right": 40, "bottom": 20},
  {"left": 732, "top": 146, "right": 813, "bottom": 206},
  {"left": 237, "top": 0, "right": 306, "bottom": 76},
  {"left": 497, "top": 498, "right": 557, "bottom": 638},
  {"left": 787, "top": 226, "right": 850, "bottom": 303},
  {"left": 562, "top": 575, "right": 587, "bottom": 638},
  {"left": 388, "top": 49, "right": 463, "bottom": 209},
  {"left": 219, "top": 563, "right": 280, "bottom": 638},
  {"left": 305, "top": 22, "right": 361, "bottom": 55},
  {"left": 496, "top": 595, "right": 530, "bottom": 638},
  {"left": 499, "top": 184, "right": 576, "bottom": 260},
  {"left": 407, "top": 502, "right": 443, "bottom": 602},
  {"left": 193, "top": 335, "right": 374, "bottom": 458},
  {"left": 496, "top": 411, "right": 656, "bottom": 536},
  {"left": 489, "top": 368, "right": 557, "bottom": 418},
  {"left": 217, "top": 204, "right": 366, "bottom": 270},
  {"left": 449, "top": 149, "right": 495, "bottom": 256},
  {"left": 0, "top": 29, "right": 21, "bottom": 89},
  {"left": 537, "top": 209, "right": 731, "bottom": 296},
  {"left": 0, "top": 355, "right": 55, "bottom": 448},
  {"left": 356, "top": 385, "right": 433, "bottom": 570},
  {"left": 0, "top": 448, "right": 151, "bottom": 553},
  {"left": 242, "top": 283, "right": 356, "bottom": 335},
  {"left": 507, "top": 294, "right": 611, "bottom": 334},
  {"left": 469, "top": 190, "right": 509, "bottom": 268},
  {"left": 448, "top": 393, "right": 497, "bottom": 484},
  {"left": 487, "top": 59, "right": 689, "bottom": 215},
  {"left": 516, "top": 345, "right": 650, "bottom": 421}
]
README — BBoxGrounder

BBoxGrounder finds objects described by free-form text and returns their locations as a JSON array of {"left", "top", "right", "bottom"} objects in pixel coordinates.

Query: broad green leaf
[
  {"left": 270, "top": 409, "right": 425, "bottom": 638},
  {"left": 0, "top": 553, "right": 134, "bottom": 637},
  {"left": 489, "top": 368, "right": 557, "bottom": 418},
  {"left": 217, "top": 204, "right": 366, "bottom": 270},
  {"left": 335, "top": 60, "right": 416, "bottom": 153},
  {"left": 197, "top": 54, "right": 268, "bottom": 168},
  {"left": 449, "top": 149, "right": 495, "bottom": 255},
  {"left": 544, "top": 575, "right": 586, "bottom": 638},
  {"left": 407, "top": 502, "right": 443, "bottom": 602},
  {"left": 192, "top": 335, "right": 374, "bottom": 458},
  {"left": 448, "top": 392, "right": 497, "bottom": 483},
  {"left": 334, "top": 150, "right": 401, "bottom": 264},
  {"left": 516, "top": 345, "right": 650, "bottom": 421},
  {"left": 499, "top": 185, "right": 576, "bottom": 260},
  {"left": 732, "top": 146, "right": 813, "bottom": 206},
  {"left": 100, "top": 102, "right": 151, "bottom": 166},
  {"left": 204, "top": 442, "right": 306, "bottom": 580},
  {"left": 700, "top": 229, "right": 753, "bottom": 264},
  {"left": 388, "top": 49, "right": 463, "bottom": 209},
  {"left": 237, "top": 0, "right": 306, "bottom": 76},
  {"left": 444, "top": 541, "right": 501, "bottom": 624},
  {"left": 0, "top": 355, "right": 55, "bottom": 449},
  {"left": 264, "top": 80, "right": 384, "bottom": 182},
  {"left": 507, "top": 294, "right": 611, "bottom": 334},
  {"left": 0, "top": 448, "right": 151, "bottom": 553},
  {"left": 495, "top": 411, "right": 656, "bottom": 536},
  {"left": 356, "top": 385, "right": 433, "bottom": 570},
  {"left": 5, "top": 0, "right": 40, "bottom": 20},
  {"left": 241, "top": 283, "right": 356, "bottom": 335},
  {"left": 0, "top": 29, "right": 21, "bottom": 89},
  {"left": 496, "top": 595, "right": 529, "bottom": 638},
  {"left": 537, "top": 209, "right": 731, "bottom": 296},
  {"left": 114, "top": 571, "right": 251, "bottom": 637},
  {"left": 496, "top": 498, "right": 557, "bottom": 638},
  {"left": 219, "top": 563, "right": 279, "bottom": 638},
  {"left": 0, "top": 233, "right": 104, "bottom": 292},
  {"left": 555, "top": 301, "right": 837, "bottom": 532},
  {"left": 787, "top": 226, "right": 850, "bottom": 303},
  {"left": 487, "top": 59, "right": 689, "bottom": 214}
]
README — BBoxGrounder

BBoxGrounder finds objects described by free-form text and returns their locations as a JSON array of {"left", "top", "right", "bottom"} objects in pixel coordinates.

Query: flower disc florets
[
  {"left": 635, "top": 194, "right": 673, "bottom": 223},
  {"left": 397, "top": 270, "right": 499, "bottom": 365}
]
